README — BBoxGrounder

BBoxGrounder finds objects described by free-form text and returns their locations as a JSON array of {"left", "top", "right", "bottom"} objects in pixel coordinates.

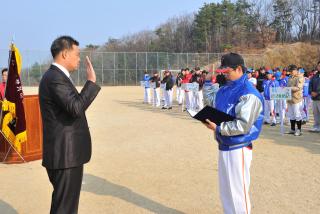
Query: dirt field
[{"left": 0, "top": 86, "right": 319, "bottom": 214}]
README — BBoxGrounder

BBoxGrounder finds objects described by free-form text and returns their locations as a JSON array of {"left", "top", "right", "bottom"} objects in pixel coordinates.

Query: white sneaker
[{"left": 294, "top": 130, "right": 302, "bottom": 136}]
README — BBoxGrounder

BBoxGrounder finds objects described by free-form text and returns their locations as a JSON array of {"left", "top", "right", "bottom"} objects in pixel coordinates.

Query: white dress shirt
[
  {"left": 52, "top": 62, "right": 70, "bottom": 78},
  {"left": 52, "top": 62, "right": 74, "bottom": 84}
]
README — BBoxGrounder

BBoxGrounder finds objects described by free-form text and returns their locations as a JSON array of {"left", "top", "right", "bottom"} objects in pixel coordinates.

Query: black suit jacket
[{"left": 39, "top": 65, "right": 101, "bottom": 169}]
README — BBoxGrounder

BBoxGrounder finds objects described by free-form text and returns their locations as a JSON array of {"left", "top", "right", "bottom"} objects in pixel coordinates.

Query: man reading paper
[{"left": 203, "top": 53, "right": 264, "bottom": 214}]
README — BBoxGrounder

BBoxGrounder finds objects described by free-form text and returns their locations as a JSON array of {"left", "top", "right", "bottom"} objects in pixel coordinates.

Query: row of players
[
  {"left": 142, "top": 65, "right": 318, "bottom": 135},
  {"left": 142, "top": 67, "right": 205, "bottom": 110}
]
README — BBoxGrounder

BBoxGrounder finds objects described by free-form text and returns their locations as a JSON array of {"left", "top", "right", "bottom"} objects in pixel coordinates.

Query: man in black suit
[{"left": 39, "top": 36, "right": 101, "bottom": 214}]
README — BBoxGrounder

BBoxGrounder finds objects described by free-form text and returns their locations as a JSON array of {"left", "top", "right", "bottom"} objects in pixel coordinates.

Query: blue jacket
[
  {"left": 309, "top": 73, "right": 320, "bottom": 100},
  {"left": 213, "top": 75, "right": 264, "bottom": 151},
  {"left": 263, "top": 79, "right": 279, "bottom": 100},
  {"left": 303, "top": 78, "right": 310, "bottom": 97},
  {"left": 143, "top": 74, "right": 150, "bottom": 88},
  {"left": 278, "top": 77, "right": 288, "bottom": 87}
]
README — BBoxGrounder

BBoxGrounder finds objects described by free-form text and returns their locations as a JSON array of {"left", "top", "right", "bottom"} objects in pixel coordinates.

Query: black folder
[{"left": 187, "top": 105, "right": 235, "bottom": 125}]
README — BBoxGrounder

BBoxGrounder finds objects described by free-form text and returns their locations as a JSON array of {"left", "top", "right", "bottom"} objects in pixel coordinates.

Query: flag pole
[
  {"left": 0, "top": 40, "right": 13, "bottom": 126},
  {"left": 0, "top": 130, "right": 26, "bottom": 163},
  {"left": 5, "top": 36, "right": 14, "bottom": 98}
]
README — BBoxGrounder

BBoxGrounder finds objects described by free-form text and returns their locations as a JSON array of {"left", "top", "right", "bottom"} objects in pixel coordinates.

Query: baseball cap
[
  {"left": 266, "top": 69, "right": 273, "bottom": 75},
  {"left": 274, "top": 71, "right": 282, "bottom": 80},
  {"left": 299, "top": 68, "right": 305, "bottom": 73},
  {"left": 246, "top": 68, "right": 253, "bottom": 73},
  {"left": 220, "top": 53, "right": 245, "bottom": 69}
]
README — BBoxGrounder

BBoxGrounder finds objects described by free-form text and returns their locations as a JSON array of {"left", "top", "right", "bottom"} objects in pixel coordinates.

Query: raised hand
[{"left": 85, "top": 56, "right": 96, "bottom": 83}]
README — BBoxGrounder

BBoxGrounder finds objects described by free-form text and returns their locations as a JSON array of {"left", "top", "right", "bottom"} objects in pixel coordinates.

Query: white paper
[{"left": 187, "top": 109, "right": 197, "bottom": 117}]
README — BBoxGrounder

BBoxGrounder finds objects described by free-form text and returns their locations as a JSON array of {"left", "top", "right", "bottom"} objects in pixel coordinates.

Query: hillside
[
  {"left": 262, "top": 42, "right": 320, "bottom": 70},
  {"left": 208, "top": 42, "right": 320, "bottom": 71}
]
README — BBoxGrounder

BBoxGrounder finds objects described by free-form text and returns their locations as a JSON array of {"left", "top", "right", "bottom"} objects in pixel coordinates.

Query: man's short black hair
[
  {"left": 50, "top": 36, "right": 79, "bottom": 58},
  {"left": 317, "top": 61, "right": 320, "bottom": 65},
  {"left": 288, "top": 64, "right": 298, "bottom": 72},
  {"left": 1, "top": 68, "right": 8, "bottom": 75}
]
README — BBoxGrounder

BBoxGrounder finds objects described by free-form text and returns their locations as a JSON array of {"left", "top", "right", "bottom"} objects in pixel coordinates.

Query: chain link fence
[{"left": 0, "top": 50, "right": 265, "bottom": 86}]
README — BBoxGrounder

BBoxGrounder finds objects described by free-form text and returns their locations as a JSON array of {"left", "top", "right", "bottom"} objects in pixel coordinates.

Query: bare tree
[
  {"left": 308, "top": 0, "right": 320, "bottom": 40},
  {"left": 249, "top": 0, "right": 276, "bottom": 47}
]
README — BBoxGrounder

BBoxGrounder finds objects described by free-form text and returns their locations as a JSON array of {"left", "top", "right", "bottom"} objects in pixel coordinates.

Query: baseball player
[
  {"left": 149, "top": 71, "right": 161, "bottom": 107},
  {"left": 161, "top": 70, "right": 174, "bottom": 109},
  {"left": 190, "top": 67, "right": 204, "bottom": 111},
  {"left": 263, "top": 70, "right": 279, "bottom": 126},
  {"left": 182, "top": 68, "right": 193, "bottom": 111},
  {"left": 176, "top": 69, "right": 185, "bottom": 105},
  {"left": 203, "top": 53, "right": 264, "bottom": 214},
  {"left": 246, "top": 68, "right": 257, "bottom": 87},
  {"left": 274, "top": 71, "right": 288, "bottom": 125},
  {"left": 143, "top": 72, "right": 151, "bottom": 104},
  {"left": 299, "top": 68, "right": 311, "bottom": 123}
]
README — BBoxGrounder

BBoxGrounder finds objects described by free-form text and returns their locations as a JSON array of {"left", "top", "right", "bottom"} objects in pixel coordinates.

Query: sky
[{"left": 0, "top": 0, "right": 213, "bottom": 51}]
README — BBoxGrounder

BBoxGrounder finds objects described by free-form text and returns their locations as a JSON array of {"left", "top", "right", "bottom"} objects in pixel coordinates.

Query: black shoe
[
  {"left": 264, "top": 122, "right": 270, "bottom": 125},
  {"left": 270, "top": 123, "right": 276, "bottom": 127},
  {"left": 161, "top": 107, "right": 167, "bottom": 109},
  {"left": 285, "top": 130, "right": 295, "bottom": 134},
  {"left": 168, "top": 107, "right": 172, "bottom": 110}
]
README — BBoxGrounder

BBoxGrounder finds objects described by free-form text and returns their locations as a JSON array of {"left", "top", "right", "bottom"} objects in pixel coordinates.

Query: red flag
[{"left": 1, "top": 44, "right": 27, "bottom": 152}]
